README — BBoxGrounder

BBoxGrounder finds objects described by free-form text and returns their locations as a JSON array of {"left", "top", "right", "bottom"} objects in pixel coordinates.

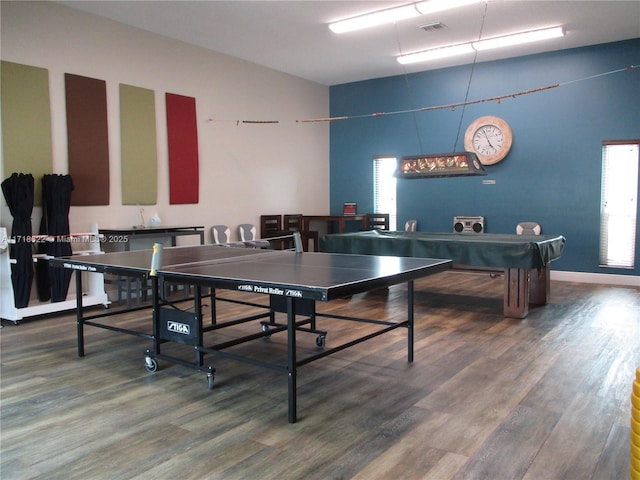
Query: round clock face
[{"left": 464, "top": 116, "right": 513, "bottom": 165}]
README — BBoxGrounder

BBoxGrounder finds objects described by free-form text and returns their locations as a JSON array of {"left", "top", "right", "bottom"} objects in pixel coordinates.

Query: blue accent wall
[{"left": 329, "top": 39, "right": 640, "bottom": 275}]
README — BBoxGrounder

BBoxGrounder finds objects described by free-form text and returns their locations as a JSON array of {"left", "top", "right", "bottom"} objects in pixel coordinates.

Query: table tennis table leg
[
  {"left": 195, "top": 286, "right": 205, "bottom": 367},
  {"left": 150, "top": 276, "right": 161, "bottom": 355},
  {"left": 75, "top": 270, "right": 85, "bottom": 357},
  {"left": 287, "top": 296, "right": 298, "bottom": 423},
  {"left": 210, "top": 288, "right": 217, "bottom": 325},
  {"left": 407, "top": 280, "right": 414, "bottom": 363}
]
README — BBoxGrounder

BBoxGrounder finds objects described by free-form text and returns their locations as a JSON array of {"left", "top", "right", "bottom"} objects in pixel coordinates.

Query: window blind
[
  {"left": 599, "top": 142, "right": 639, "bottom": 268},
  {"left": 373, "top": 157, "right": 397, "bottom": 231}
]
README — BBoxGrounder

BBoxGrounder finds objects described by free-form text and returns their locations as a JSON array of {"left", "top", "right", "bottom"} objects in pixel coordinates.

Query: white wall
[{"left": 0, "top": 1, "right": 330, "bottom": 243}]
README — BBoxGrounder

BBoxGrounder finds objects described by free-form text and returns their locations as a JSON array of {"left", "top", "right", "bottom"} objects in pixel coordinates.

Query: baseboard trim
[{"left": 551, "top": 270, "right": 640, "bottom": 286}]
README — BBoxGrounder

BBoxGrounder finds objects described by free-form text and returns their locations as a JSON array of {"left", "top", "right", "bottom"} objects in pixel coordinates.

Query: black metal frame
[
  {"left": 71, "top": 270, "right": 275, "bottom": 357},
  {"left": 144, "top": 277, "right": 416, "bottom": 423},
  {"left": 73, "top": 269, "right": 154, "bottom": 357}
]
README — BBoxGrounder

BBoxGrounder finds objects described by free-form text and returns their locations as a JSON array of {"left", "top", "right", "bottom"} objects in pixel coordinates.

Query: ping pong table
[{"left": 51, "top": 243, "right": 450, "bottom": 423}]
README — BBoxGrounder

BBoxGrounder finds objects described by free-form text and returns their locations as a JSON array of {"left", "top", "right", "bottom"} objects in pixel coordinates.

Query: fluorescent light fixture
[
  {"left": 473, "top": 26, "right": 565, "bottom": 50},
  {"left": 329, "top": 0, "right": 485, "bottom": 34},
  {"left": 397, "top": 26, "right": 565, "bottom": 64},
  {"left": 398, "top": 44, "right": 475, "bottom": 64},
  {"left": 329, "top": 4, "right": 422, "bottom": 34},
  {"left": 416, "top": 0, "right": 486, "bottom": 15}
]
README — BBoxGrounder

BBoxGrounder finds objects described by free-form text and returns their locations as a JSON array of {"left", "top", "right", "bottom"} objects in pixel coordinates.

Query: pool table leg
[
  {"left": 504, "top": 264, "right": 551, "bottom": 318},
  {"left": 504, "top": 268, "right": 529, "bottom": 319},
  {"left": 529, "top": 264, "right": 550, "bottom": 305}
]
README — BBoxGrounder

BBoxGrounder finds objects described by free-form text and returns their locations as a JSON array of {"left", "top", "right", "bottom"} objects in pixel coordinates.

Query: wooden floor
[{"left": 1, "top": 271, "right": 639, "bottom": 479}]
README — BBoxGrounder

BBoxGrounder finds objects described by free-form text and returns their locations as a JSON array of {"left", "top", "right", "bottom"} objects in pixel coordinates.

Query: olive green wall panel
[
  {"left": 119, "top": 84, "right": 157, "bottom": 205},
  {"left": 1, "top": 61, "right": 53, "bottom": 205}
]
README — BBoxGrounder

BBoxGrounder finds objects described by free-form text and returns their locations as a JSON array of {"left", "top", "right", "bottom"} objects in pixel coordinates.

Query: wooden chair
[
  {"left": 260, "top": 215, "right": 282, "bottom": 238},
  {"left": 261, "top": 215, "right": 292, "bottom": 249},
  {"left": 283, "top": 214, "right": 303, "bottom": 231},
  {"left": 364, "top": 213, "right": 389, "bottom": 230},
  {"left": 284, "top": 214, "right": 319, "bottom": 252}
]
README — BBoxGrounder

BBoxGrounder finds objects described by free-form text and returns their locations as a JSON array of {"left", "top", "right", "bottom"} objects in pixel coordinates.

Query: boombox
[{"left": 453, "top": 216, "right": 485, "bottom": 233}]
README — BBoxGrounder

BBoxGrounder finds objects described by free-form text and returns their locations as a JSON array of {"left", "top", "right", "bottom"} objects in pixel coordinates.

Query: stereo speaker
[{"left": 453, "top": 216, "right": 485, "bottom": 233}]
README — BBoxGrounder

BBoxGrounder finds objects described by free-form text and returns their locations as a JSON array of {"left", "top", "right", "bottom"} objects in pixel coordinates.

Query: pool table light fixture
[{"left": 396, "top": 152, "right": 487, "bottom": 178}]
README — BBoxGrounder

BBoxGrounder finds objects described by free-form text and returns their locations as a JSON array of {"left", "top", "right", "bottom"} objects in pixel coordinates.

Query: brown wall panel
[{"left": 65, "top": 73, "right": 110, "bottom": 205}]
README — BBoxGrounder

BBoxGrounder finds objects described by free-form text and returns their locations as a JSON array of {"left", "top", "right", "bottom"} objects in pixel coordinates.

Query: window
[
  {"left": 373, "top": 156, "right": 397, "bottom": 231},
  {"left": 599, "top": 141, "right": 639, "bottom": 268}
]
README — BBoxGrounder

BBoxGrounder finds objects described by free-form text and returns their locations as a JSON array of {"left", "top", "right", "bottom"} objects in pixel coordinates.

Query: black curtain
[
  {"left": 1, "top": 173, "right": 35, "bottom": 309},
  {"left": 36, "top": 174, "right": 75, "bottom": 302}
]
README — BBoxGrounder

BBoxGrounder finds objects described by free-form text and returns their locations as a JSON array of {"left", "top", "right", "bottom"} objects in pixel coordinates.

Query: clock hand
[{"left": 482, "top": 129, "right": 496, "bottom": 149}]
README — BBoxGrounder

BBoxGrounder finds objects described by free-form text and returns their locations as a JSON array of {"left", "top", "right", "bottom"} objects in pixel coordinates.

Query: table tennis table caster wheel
[
  {"left": 261, "top": 323, "right": 271, "bottom": 339},
  {"left": 144, "top": 356, "right": 158, "bottom": 373},
  {"left": 316, "top": 335, "right": 326, "bottom": 348},
  {"left": 206, "top": 373, "right": 215, "bottom": 389}
]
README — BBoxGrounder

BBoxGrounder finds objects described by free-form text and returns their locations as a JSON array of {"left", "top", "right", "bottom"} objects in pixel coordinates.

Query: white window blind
[
  {"left": 599, "top": 142, "right": 639, "bottom": 268},
  {"left": 373, "top": 156, "right": 397, "bottom": 231}
]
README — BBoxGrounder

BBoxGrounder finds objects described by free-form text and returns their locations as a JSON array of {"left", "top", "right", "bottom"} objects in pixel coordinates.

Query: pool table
[{"left": 320, "top": 230, "right": 566, "bottom": 319}]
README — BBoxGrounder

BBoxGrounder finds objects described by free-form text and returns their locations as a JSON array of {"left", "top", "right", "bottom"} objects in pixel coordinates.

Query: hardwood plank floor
[{"left": 1, "top": 271, "right": 638, "bottom": 479}]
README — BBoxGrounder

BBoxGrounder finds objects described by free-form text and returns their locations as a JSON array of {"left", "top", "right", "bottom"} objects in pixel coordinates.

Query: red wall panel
[{"left": 166, "top": 93, "right": 199, "bottom": 204}]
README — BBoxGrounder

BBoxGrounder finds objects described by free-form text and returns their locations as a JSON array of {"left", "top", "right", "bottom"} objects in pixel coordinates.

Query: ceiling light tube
[
  {"left": 472, "top": 26, "right": 565, "bottom": 51},
  {"left": 329, "top": 4, "right": 422, "bottom": 34},
  {"left": 328, "top": 0, "right": 486, "bottom": 34},
  {"left": 397, "top": 25, "right": 565, "bottom": 64},
  {"left": 398, "top": 44, "right": 475, "bottom": 64},
  {"left": 415, "top": 0, "right": 485, "bottom": 15}
]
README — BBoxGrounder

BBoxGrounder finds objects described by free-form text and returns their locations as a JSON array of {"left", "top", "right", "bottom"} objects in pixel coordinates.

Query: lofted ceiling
[{"left": 58, "top": 0, "right": 640, "bottom": 86}]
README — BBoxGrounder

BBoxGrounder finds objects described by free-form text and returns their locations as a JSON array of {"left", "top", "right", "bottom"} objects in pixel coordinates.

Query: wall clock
[{"left": 464, "top": 115, "right": 513, "bottom": 165}]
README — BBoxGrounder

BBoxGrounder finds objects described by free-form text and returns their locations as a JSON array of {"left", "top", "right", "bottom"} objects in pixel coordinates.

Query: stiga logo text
[{"left": 167, "top": 321, "right": 190, "bottom": 335}]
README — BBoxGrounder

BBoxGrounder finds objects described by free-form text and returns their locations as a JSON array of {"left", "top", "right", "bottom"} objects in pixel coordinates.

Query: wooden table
[
  {"left": 302, "top": 215, "right": 366, "bottom": 234},
  {"left": 99, "top": 225, "right": 205, "bottom": 251}
]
